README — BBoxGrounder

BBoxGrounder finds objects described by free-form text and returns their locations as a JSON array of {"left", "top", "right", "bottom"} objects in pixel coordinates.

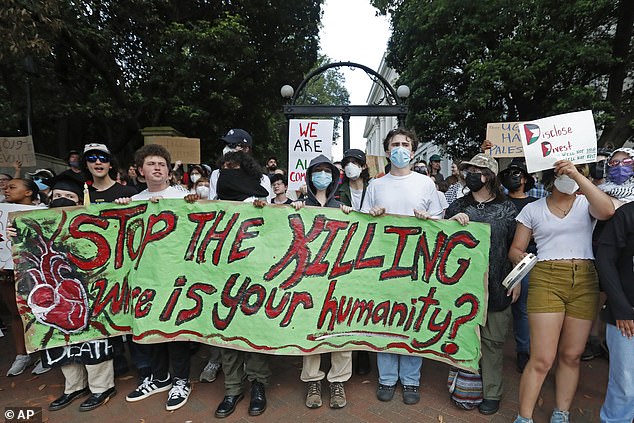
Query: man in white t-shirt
[
  {"left": 122, "top": 145, "right": 185, "bottom": 202},
  {"left": 361, "top": 128, "right": 442, "bottom": 406},
  {"left": 117, "top": 144, "right": 192, "bottom": 412}
]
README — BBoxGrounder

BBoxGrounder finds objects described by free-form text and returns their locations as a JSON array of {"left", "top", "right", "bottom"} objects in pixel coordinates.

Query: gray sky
[{"left": 319, "top": 0, "right": 391, "bottom": 160}]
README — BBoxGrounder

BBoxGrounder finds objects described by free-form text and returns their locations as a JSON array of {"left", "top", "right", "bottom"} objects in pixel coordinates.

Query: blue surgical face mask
[
  {"left": 35, "top": 180, "right": 48, "bottom": 191},
  {"left": 311, "top": 171, "right": 332, "bottom": 190},
  {"left": 608, "top": 165, "right": 634, "bottom": 185},
  {"left": 390, "top": 146, "right": 411, "bottom": 169}
]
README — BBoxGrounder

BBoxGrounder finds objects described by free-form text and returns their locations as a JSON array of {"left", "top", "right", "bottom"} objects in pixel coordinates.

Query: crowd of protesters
[{"left": 0, "top": 128, "right": 632, "bottom": 423}]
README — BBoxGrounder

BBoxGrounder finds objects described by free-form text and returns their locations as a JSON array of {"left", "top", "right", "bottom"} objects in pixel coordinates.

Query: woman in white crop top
[{"left": 508, "top": 160, "right": 614, "bottom": 423}]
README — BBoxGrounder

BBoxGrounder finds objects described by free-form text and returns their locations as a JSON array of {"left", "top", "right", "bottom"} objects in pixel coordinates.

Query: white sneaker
[
  {"left": 165, "top": 378, "right": 191, "bottom": 411},
  {"left": 7, "top": 354, "right": 32, "bottom": 376},
  {"left": 32, "top": 359, "right": 51, "bottom": 375},
  {"left": 199, "top": 360, "right": 221, "bottom": 383},
  {"left": 126, "top": 374, "right": 172, "bottom": 402}
]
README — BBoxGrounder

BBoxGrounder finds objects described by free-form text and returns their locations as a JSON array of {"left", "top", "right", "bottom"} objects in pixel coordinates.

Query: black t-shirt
[
  {"left": 431, "top": 172, "right": 445, "bottom": 183},
  {"left": 133, "top": 180, "right": 147, "bottom": 192},
  {"left": 596, "top": 201, "right": 634, "bottom": 324},
  {"left": 89, "top": 182, "right": 138, "bottom": 203},
  {"left": 446, "top": 195, "right": 518, "bottom": 311},
  {"left": 508, "top": 196, "right": 538, "bottom": 255},
  {"left": 270, "top": 198, "right": 293, "bottom": 205}
]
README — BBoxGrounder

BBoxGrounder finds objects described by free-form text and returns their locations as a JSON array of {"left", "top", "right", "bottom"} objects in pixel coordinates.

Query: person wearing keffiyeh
[{"left": 599, "top": 147, "right": 634, "bottom": 207}]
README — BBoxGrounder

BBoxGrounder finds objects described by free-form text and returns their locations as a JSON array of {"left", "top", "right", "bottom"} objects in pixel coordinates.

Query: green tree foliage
[
  {"left": 0, "top": 0, "right": 324, "bottom": 166},
  {"left": 372, "top": 0, "right": 633, "bottom": 159}
]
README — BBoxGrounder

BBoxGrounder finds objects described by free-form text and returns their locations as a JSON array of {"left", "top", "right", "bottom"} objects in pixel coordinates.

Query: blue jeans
[
  {"left": 511, "top": 273, "right": 530, "bottom": 353},
  {"left": 377, "top": 352, "right": 422, "bottom": 386},
  {"left": 600, "top": 324, "right": 634, "bottom": 423}
]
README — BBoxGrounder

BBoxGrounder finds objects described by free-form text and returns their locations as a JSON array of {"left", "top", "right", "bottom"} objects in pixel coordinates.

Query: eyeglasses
[
  {"left": 86, "top": 154, "right": 110, "bottom": 163},
  {"left": 508, "top": 169, "right": 523, "bottom": 177},
  {"left": 608, "top": 158, "right": 634, "bottom": 167},
  {"left": 0, "top": 178, "right": 11, "bottom": 182}
]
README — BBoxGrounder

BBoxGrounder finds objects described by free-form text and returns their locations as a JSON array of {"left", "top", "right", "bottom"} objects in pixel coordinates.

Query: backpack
[{"left": 447, "top": 366, "right": 483, "bottom": 410}]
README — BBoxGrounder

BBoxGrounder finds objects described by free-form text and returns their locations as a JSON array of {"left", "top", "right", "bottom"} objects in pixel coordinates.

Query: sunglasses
[
  {"left": 86, "top": 154, "right": 111, "bottom": 163},
  {"left": 608, "top": 158, "right": 634, "bottom": 167},
  {"left": 413, "top": 166, "right": 428, "bottom": 175}
]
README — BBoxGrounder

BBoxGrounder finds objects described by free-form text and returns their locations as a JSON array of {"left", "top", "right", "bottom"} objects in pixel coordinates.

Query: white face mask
[
  {"left": 223, "top": 146, "right": 237, "bottom": 156},
  {"left": 196, "top": 185, "right": 210, "bottom": 198},
  {"left": 344, "top": 163, "right": 362, "bottom": 180},
  {"left": 190, "top": 174, "right": 201, "bottom": 183},
  {"left": 554, "top": 174, "right": 579, "bottom": 195}
]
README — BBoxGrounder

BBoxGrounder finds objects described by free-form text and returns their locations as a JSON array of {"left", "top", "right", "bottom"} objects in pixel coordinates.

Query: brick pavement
[{"left": 0, "top": 328, "right": 609, "bottom": 423}]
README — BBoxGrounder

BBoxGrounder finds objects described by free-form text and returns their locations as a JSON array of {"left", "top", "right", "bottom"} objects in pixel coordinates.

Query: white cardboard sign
[
  {"left": 287, "top": 119, "right": 334, "bottom": 191},
  {"left": 0, "top": 204, "right": 38, "bottom": 270},
  {"left": 519, "top": 110, "right": 597, "bottom": 173}
]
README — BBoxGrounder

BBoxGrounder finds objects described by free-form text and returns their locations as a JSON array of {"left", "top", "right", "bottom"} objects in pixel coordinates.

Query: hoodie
[{"left": 304, "top": 154, "right": 341, "bottom": 208}]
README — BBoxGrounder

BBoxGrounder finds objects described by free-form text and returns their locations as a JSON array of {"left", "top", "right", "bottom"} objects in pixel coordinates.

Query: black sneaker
[
  {"left": 402, "top": 385, "right": 420, "bottom": 405},
  {"left": 376, "top": 383, "right": 396, "bottom": 402},
  {"left": 581, "top": 340, "right": 602, "bottom": 361},
  {"left": 126, "top": 374, "right": 172, "bottom": 402},
  {"left": 165, "top": 378, "right": 191, "bottom": 411}
]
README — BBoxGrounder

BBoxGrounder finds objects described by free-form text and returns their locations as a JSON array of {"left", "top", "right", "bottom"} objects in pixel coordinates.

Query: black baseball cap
[
  {"left": 220, "top": 129, "right": 253, "bottom": 146},
  {"left": 45, "top": 173, "right": 85, "bottom": 199},
  {"left": 500, "top": 157, "right": 535, "bottom": 192},
  {"left": 343, "top": 149, "right": 366, "bottom": 165}
]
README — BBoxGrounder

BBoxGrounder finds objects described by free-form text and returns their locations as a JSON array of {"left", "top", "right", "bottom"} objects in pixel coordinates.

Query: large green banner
[{"left": 11, "top": 200, "right": 490, "bottom": 372}]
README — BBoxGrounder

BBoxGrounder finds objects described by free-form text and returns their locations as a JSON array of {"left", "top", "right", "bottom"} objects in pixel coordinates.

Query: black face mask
[
  {"left": 589, "top": 160, "right": 606, "bottom": 180},
  {"left": 50, "top": 198, "right": 78, "bottom": 208},
  {"left": 465, "top": 172, "right": 485, "bottom": 192},
  {"left": 502, "top": 175, "right": 522, "bottom": 192}
]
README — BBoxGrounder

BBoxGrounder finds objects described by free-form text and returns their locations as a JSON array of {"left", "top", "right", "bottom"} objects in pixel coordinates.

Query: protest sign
[
  {"left": 288, "top": 119, "right": 334, "bottom": 191},
  {"left": 0, "top": 204, "right": 37, "bottom": 270},
  {"left": 485, "top": 122, "right": 524, "bottom": 158},
  {"left": 519, "top": 110, "right": 597, "bottom": 173},
  {"left": 366, "top": 155, "right": 386, "bottom": 178},
  {"left": 11, "top": 200, "right": 490, "bottom": 372},
  {"left": 145, "top": 136, "right": 201, "bottom": 164},
  {"left": 0, "top": 136, "right": 36, "bottom": 167}
]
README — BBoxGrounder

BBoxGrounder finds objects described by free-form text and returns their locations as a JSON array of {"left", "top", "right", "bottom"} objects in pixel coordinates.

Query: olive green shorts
[{"left": 527, "top": 260, "right": 599, "bottom": 321}]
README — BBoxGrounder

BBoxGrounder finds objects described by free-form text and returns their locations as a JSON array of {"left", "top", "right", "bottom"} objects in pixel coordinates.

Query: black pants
[{"left": 150, "top": 341, "right": 192, "bottom": 381}]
